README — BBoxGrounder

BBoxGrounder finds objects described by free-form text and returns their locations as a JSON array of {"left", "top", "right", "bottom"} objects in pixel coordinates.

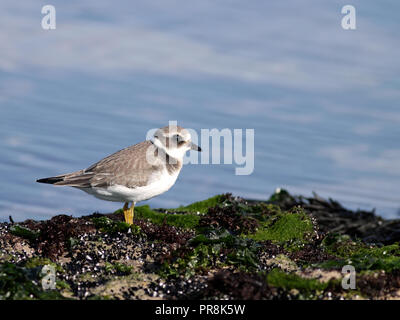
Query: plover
[{"left": 37, "top": 125, "right": 201, "bottom": 224}]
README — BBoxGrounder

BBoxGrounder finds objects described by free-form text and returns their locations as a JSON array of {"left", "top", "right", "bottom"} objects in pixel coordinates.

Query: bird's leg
[
  {"left": 123, "top": 202, "right": 132, "bottom": 225},
  {"left": 128, "top": 202, "right": 135, "bottom": 225}
]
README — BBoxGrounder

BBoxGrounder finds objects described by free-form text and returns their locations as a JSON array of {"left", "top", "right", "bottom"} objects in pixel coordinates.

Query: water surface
[{"left": 0, "top": 1, "right": 399, "bottom": 221}]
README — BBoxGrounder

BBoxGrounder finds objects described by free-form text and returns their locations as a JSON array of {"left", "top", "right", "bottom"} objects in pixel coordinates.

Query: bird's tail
[
  {"left": 36, "top": 176, "right": 65, "bottom": 184},
  {"left": 36, "top": 170, "right": 92, "bottom": 187}
]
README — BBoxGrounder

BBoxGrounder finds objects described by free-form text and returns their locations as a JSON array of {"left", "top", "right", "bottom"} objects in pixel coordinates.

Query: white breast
[{"left": 79, "top": 169, "right": 180, "bottom": 203}]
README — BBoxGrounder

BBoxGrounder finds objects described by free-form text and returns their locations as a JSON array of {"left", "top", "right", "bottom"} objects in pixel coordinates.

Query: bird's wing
[
  {"left": 48, "top": 140, "right": 161, "bottom": 188},
  {"left": 85, "top": 140, "right": 161, "bottom": 188}
]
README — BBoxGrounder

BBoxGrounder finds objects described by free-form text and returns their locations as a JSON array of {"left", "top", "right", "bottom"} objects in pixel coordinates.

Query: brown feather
[{"left": 43, "top": 141, "right": 182, "bottom": 189}]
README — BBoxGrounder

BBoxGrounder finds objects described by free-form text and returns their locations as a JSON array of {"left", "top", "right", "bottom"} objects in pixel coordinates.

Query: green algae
[
  {"left": 114, "top": 194, "right": 247, "bottom": 230},
  {"left": 247, "top": 208, "right": 314, "bottom": 243},
  {"left": 174, "top": 195, "right": 225, "bottom": 214},
  {"left": 193, "top": 228, "right": 260, "bottom": 269},
  {"left": 267, "top": 188, "right": 294, "bottom": 204},
  {"left": 105, "top": 262, "right": 133, "bottom": 275},
  {"left": 9, "top": 225, "right": 39, "bottom": 242},
  {"left": 159, "top": 242, "right": 243, "bottom": 279},
  {"left": 158, "top": 196, "right": 317, "bottom": 279},
  {"left": 0, "top": 253, "right": 12, "bottom": 263},
  {"left": 159, "top": 243, "right": 221, "bottom": 279},
  {"left": 248, "top": 203, "right": 282, "bottom": 222},
  {"left": 265, "top": 254, "right": 299, "bottom": 272},
  {"left": 121, "top": 195, "right": 224, "bottom": 230},
  {"left": 92, "top": 216, "right": 141, "bottom": 235},
  {"left": 77, "top": 272, "right": 96, "bottom": 282},
  {"left": 135, "top": 205, "right": 200, "bottom": 229},
  {"left": 0, "top": 262, "right": 66, "bottom": 300},
  {"left": 56, "top": 280, "right": 71, "bottom": 290},
  {"left": 68, "top": 237, "right": 79, "bottom": 249},
  {"left": 319, "top": 233, "right": 400, "bottom": 272},
  {"left": 227, "top": 247, "right": 259, "bottom": 270},
  {"left": 112, "top": 196, "right": 223, "bottom": 230},
  {"left": 322, "top": 233, "right": 362, "bottom": 257},
  {"left": 266, "top": 268, "right": 329, "bottom": 294},
  {"left": 160, "top": 229, "right": 260, "bottom": 278},
  {"left": 24, "top": 257, "right": 63, "bottom": 273},
  {"left": 319, "top": 241, "right": 400, "bottom": 272},
  {"left": 189, "top": 227, "right": 235, "bottom": 245}
]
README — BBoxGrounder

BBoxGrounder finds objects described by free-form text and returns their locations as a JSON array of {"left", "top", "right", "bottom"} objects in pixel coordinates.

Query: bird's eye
[{"left": 175, "top": 135, "right": 180, "bottom": 142}]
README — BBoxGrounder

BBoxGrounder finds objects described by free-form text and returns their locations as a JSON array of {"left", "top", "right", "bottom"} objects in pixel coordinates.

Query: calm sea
[{"left": 0, "top": 1, "right": 399, "bottom": 221}]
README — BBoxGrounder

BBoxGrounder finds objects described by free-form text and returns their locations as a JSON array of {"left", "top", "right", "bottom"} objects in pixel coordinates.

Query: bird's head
[{"left": 152, "top": 125, "right": 201, "bottom": 160}]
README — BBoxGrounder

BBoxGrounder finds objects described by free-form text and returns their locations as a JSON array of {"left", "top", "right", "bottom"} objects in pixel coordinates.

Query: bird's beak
[{"left": 190, "top": 142, "right": 201, "bottom": 152}]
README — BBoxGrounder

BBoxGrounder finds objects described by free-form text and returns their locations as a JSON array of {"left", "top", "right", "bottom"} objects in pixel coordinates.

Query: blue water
[{"left": 0, "top": 1, "right": 399, "bottom": 221}]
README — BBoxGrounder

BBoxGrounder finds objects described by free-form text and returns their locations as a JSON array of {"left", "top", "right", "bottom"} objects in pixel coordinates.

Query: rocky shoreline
[{"left": 1, "top": 190, "right": 400, "bottom": 300}]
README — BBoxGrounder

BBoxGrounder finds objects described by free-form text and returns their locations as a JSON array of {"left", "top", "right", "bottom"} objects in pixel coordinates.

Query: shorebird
[{"left": 37, "top": 125, "right": 201, "bottom": 225}]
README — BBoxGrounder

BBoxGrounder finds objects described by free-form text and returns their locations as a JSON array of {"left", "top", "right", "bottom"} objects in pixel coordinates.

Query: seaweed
[
  {"left": 36, "top": 215, "right": 96, "bottom": 259},
  {"left": 173, "top": 195, "right": 226, "bottom": 214},
  {"left": 134, "top": 205, "right": 200, "bottom": 229},
  {"left": 205, "top": 270, "right": 276, "bottom": 300},
  {"left": 92, "top": 216, "right": 141, "bottom": 235},
  {"left": 245, "top": 207, "right": 316, "bottom": 253},
  {"left": 9, "top": 225, "right": 39, "bottom": 242},
  {"left": 199, "top": 204, "right": 259, "bottom": 235},
  {"left": 105, "top": 262, "right": 133, "bottom": 276},
  {"left": 2, "top": 190, "right": 400, "bottom": 300},
  {"left": 266, "top": 268, "right": 329, "bottom": 295},
  {"left": 0, "top": 262, "right": 65, "bottom": 300},
  {"left": 158, "top": 244, "right": 222, "bottom": 279}
]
